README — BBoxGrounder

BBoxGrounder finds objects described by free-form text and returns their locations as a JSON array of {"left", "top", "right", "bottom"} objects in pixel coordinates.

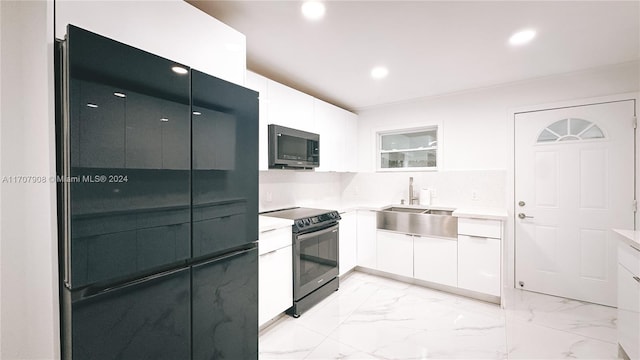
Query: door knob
[
  {"left": 518, "top": 213, "right": 534, "bottom": 219},
  {"left": 518, "top": 201, "right": 526, "bottom": 207}
]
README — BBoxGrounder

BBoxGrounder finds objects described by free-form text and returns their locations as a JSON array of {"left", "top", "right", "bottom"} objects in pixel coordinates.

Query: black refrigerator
[{"left": 56, "top": 25, "right": 258, "bottom": 360}]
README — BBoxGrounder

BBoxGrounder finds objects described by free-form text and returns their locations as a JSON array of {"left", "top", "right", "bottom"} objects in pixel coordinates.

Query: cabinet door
[
  {"left": 267, "top": 80, "right": 315, "bottom": 132},
  {"left": 343, "top": 111, "right": 358, "bottom": 172},
  {"left": 192, "top": 248, "right": 258, "bottom": 360},
  {"left": 414, "top": 236, "right": 457, "bottom": 287},
  {"left": 618, "top": 263, "right": 640, "bottom": 359},
  {"left": 71, "top": 268, "right": 190, "bottom": 360},
  {"left": 339, "top": 211, "right": 357, "bottom": 276},
  {"left": 259, "top": 245, "right": 293, "bottom": 326},
  {"left": 315, "top": 99, "right": 344, "bottom": 172},
  {"left": 458, "top": 235, "right": 500, "bottom": 296},
  {"left": 377, "top": 231, "right": 413, "bottom": 278},
  {"left": 356, "top": 210, "right": 377, "bottom": 269}
]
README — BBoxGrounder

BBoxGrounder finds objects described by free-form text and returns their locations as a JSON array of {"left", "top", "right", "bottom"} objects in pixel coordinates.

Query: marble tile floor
[{"left": 259, "top": 271, "right": 618, "bottom": 359}]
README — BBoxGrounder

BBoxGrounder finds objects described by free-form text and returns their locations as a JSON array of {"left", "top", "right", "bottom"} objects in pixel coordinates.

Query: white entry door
[{"left": 515, "top": 100, "right": 635, "bottom": 306}]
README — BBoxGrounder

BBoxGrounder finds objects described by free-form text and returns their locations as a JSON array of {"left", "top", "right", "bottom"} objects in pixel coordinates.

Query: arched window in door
[{"left": 536, "top": 118, "right": 605, "bottom": 143}]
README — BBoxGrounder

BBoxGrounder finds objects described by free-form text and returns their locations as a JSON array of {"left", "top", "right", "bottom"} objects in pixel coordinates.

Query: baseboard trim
[{"left": 355, "top": 266, "right": 501, "bottom": 305}]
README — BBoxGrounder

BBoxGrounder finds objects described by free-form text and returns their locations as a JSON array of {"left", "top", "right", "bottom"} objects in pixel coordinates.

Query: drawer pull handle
[
  {"left": 634, "top": 276, "right": 640, "bottom": 283},
  {"left": 262, "top": 249, "right": 278, "bottom": 256},
  {"left": 260, "top": 228, "right": 277, "bottom": 234}
]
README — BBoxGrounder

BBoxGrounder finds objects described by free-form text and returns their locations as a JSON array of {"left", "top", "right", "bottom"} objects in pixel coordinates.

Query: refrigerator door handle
[{"left": 60, "top": 37, "right": 73, "bottom": 289}]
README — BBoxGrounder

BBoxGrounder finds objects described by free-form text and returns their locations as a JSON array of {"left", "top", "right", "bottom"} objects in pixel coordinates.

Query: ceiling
[{"left": 188, "top": 1, "right": 639, "bottom": 112}]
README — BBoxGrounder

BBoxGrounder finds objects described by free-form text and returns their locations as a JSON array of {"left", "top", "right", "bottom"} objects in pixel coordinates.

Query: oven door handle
[{"left": 296, "top": 224, "right": 339, "bottom": 241}]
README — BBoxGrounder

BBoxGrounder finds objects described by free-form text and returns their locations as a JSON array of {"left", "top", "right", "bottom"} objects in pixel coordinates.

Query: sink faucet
[{"left": 409, "top": 177, "right": 418, "bottom": 205}]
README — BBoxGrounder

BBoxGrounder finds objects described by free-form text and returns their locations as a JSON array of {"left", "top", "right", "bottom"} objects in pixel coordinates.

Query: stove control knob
[
  {"left": 304, "top": 219, "right": 311, "bottom": 225},
  {"left": 295, "top": 220, "right": 304, "bottom": 228}
]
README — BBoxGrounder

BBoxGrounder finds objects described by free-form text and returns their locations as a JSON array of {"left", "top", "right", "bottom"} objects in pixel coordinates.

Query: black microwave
[{"left": 268, "top": 124, "right": 319, "bottom": 169}]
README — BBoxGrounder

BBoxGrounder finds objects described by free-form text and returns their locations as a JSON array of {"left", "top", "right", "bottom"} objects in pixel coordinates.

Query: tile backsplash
[
  {"left": 341, "top": 170, "right": 506, "bottom": 208},
  {"left": 259, "top": 170, "right": 342, "bottom": 212},
  {"left": 259, "top": 169, "right": 506, "bottom": 212}
]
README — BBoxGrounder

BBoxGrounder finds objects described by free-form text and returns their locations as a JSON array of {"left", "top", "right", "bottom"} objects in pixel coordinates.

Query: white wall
[
  {"left": 0, "top": 1, "right": 249, "bottom": 358},
  {"left": 0, "top": 1, "right": 59, "bottom": 359},
  {"left": 355, "top": 61, "right": 640, "bottom": 290},
  {"left": 0, "top": 0, "right": 3, "bottom": 355},
  {"left": 56, "top": 0, "right": 247, "bottom": 85},
  {"left": 358, "top": 61, "right": 640, "bottom": 172}
]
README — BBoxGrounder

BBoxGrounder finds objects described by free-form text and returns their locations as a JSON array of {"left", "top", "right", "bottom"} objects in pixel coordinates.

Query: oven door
[{"left": 293, "top": 223, "right": 339, "bottom": 300}]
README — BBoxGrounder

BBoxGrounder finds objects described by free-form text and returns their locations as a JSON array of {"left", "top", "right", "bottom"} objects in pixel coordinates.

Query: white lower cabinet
[
  {"left": 377, "top": 230, "right": 413, "bottom": 278},
  {"left": 339, "top": 211, "right": 357, "bottom": 276},
  {"left": 258, "top": 227, "right": 293, "bottom": 327},
  {"left": 414, "top": 235, "right": 457, "bottom": 287},
  {"left": 618, "top": 243, "right": 640, "bottom": 360},
  {"left": 258, "top": 245, "right": 292, "bottom": 326},
  {"left": 457, "top": 235, "right": 500, "bottom": 296},
  {"left": 356, "top": 210, "right": 377, "bottom": 269}
]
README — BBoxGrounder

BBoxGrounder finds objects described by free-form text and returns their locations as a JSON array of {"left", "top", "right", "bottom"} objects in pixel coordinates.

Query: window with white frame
[{"left": 377, "top": 127, "right": 438, "bottom": 171}]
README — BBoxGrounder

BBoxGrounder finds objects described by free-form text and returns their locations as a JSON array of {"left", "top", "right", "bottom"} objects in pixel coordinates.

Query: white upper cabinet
[
  {"left": 245, "top": 71, "right": 269, "bottom": 171},
  {"left": 315, "top": 99, "right": 359, "bottom": 172},
  {"left": 315, "top": 99, "right": 345, "bottom": 172},
  {"left": 248, "top": 71, "right": 358, "bottom": 172},
  {"left": 343, "top": 111, "right": 358, "bottom": 172},
  {"left": 267, "top": 80, "right": 315, "bottom": 133}
]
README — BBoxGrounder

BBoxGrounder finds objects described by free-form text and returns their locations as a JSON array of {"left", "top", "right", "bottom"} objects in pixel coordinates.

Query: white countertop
[
  {"left": 452, "top": 207, "right": 509, "bottom": 221},
  {"left": 261, "top": 202, "right": 508, "bottom": 221},
  {"left": 258, "top": 215, "right": 293, "bottom": 232},
  {"left": 613, "top": 229, "right": 640, "bottom": 252}
]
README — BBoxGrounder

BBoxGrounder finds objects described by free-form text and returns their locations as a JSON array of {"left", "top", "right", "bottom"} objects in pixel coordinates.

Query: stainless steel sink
[
  {"left": 424, "top": 209, "right": 454, "bottom": 216},
  {"left": 384, "top": 206, "right": 428, "bottom": 214},
  {"left": 378, "top": 205, "right": 457, "bottom": 239}
]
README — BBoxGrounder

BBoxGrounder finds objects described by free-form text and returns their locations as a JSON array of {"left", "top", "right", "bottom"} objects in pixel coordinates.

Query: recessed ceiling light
[
  {"left": 160, "top": 118, "right": 169, "bottom": 122},
  {"left": 193, "top": 111, "right": 202, "bottom": 116},
  {"left": 509, "top": 29, "right": 536, "bottom": 46},
  {"left": 113, "top": 92, "right": 126, "bottom": 98},
  {"left": 86, "top": 103, "right": 98, "bottom": 108},
  {"left": 301, "top": 1, "right": 325, "bottom": 21},
  {"left": 171, "top": 66, "right": 188, "bottom": 75},
  {"left": 371, "top": 66, "right": 389, "bottom": 79}
]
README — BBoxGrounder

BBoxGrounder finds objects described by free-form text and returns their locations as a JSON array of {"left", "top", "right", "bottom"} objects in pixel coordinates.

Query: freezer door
[
  {"left": 69, "top": 268, "right": 190, "bottom": 360},
  {"left": 192, "top": 247, "right": 258, "bottom": 360}
]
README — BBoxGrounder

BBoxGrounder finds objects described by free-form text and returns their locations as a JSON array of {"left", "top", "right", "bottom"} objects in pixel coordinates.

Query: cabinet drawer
[
  {"left": 619, "top": 242, "right": 640, "bottom": 277},
  {"left": 259, "top": 227, "right": 292, "bottom": 255},
  {"left": 458, "top": 218, "right": 501, "bottom": 239}
]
